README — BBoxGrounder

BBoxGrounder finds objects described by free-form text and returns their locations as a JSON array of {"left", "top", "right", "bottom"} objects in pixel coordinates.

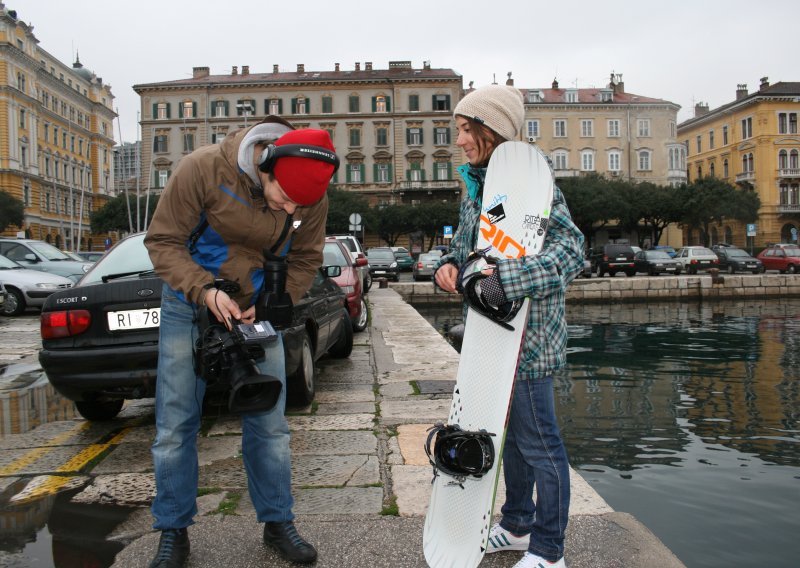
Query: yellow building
[
  {"left": 678, "top": 78, "right": 800, "bottom": 248},
  {"left": 0, "top": 4, "right": 117, "bottom": 250}
]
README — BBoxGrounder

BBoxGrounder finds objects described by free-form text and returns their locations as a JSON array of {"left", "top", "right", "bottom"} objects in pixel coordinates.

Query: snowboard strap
[
  {"left": 425, "top": 423, "right": 496, "bottom": 486},
  {"left": 457, "top": 251, "right": 524, "bottom": 331}
]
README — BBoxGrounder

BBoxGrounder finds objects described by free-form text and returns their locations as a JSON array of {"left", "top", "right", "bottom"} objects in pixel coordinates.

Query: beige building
[
  {"left": 678, "top": 78, "right": 800, "bottom": 248},
  {"left": 133, "top": 61, "right": 464, "bottom": 208},
  {"left": 0, "top": 3, "right": 117, "bottom": 249}
]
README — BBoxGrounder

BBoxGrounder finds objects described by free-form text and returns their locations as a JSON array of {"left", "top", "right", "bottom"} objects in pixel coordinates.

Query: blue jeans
[
  {"left": 500, "top": 377, "right": 570, "bottom": 562},
  {"left": 151, "top": 284, "right": 293, "bottom": 530}
]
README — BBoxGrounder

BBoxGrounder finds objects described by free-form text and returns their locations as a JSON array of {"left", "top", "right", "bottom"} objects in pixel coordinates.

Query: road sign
[
  {"left": 747, "top": 223, "right": 757, "bottom": 237},
  {"left": 349, "top": 213, "right": 362, "bottom": 226},
  {"left": 443, "top": 225, "right": 453, "bottom": 239}
]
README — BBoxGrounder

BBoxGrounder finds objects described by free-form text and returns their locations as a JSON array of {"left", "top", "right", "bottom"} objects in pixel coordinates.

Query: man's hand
[
  {"left": 204, "top": 288, "right": 243, "bottom": 330},
  {"left": 434, "top": 263, "right": 459, "bottom": 293}
]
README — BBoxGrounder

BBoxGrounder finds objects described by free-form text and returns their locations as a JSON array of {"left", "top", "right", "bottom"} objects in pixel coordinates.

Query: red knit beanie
[{"left": 273, "top": 129, "right": 337, "bottom": 206}]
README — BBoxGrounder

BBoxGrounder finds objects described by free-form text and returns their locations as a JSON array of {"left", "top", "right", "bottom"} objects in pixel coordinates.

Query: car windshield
[
  {"left": 726, "top": 249, "right": 750, "bottom": 257},
  {"left": 645, "top": 251, "right": 671, "bottom": 260},
  {"left": 693, "top": 247, "right": 715, "bottom": 255},
  {"left": 367, "top": 249, "right": 394, "bottom": 261},
  {"left": 783, "top": 247, "right": 800, "bottom": 256},
  {"left": 418, "top": 254, "right": 438, "bottom": 262},
  {"left": 323, "top": 243, "right": 350, "bottom": 266},
  {"left": 0, "top": 255, "right": 23, "bottom": 269},
  {"left": 80, "top": 234, "right": 154, "bottom": 284},
  {"left": 29, "top": 241, "right": 73, "bottom": 261}
]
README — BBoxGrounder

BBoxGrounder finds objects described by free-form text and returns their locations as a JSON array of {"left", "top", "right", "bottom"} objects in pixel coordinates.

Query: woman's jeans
[
  {"left": 151, "top": 285, "right": 293, "bottom": 530},
  {"left": 500, "top": 376, "right": 570, "bottom": 562}
]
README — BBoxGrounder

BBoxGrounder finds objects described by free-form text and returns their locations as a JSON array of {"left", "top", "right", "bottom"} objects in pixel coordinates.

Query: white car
[
  {"left": 673, "top": 246, "right": 720, "bottom": 274},
  {"left": 0, "top": 254, "right": 73, "bottom": 316}
]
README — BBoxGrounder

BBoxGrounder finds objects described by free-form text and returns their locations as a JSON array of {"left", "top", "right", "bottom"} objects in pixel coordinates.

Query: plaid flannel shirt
[{"left": 435, "top": 163, "right": 585, "bottom": 379}]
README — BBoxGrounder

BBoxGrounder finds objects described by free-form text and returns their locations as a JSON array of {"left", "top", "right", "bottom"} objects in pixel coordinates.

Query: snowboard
[{"left": 423, "top": 141, "right": 555, "bottom": 568}]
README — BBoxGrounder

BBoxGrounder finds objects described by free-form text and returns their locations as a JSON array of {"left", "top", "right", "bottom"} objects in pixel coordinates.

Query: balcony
[
  {"left": 395, "top": 180, "right": 459, "bottom": 191},
  {"left": 778, "top": 168, "right": 800, "bottom": 179},
  {"left": 735, "top": 171, "right": 755, "bottom": 183},
  {"left": 778, "top": 203, "right": 800, "bottom": 214}
]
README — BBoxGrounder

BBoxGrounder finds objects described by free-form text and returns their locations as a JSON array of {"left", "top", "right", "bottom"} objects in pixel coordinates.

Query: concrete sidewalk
[{"left": 108, "top": 287, "right": 684, "bottom": 568}]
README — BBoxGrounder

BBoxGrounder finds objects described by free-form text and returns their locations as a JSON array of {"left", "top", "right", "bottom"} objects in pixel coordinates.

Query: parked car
[
  {"left": 77, "top": 251, "right": 105, "bottom": 263},
  {"left": 0, "top": 282, "right": 7, "bottom": 310},
  {"left": 329, "top": 235, "right": 371, "bottom": 292},
  {"left": 756, "top": 243, "right": 800, "bottom": 273},
  {"left": 0, "top": 238, "right": 92, "bottom": 282},
  {"left": 366, "top": 247, "right": 400, "bottom": 282},
  {"left": 579, "top": 257, "right": 592, "bottom": 278},
  {"left": 390, "top": 247, "right": 415, "bottom": 271},
  {"left": 653, "top": 245, "right": 677, "bottom": 258},
  {"left": 590, "top": 244, "right": 636, "bottom": 277},
  {"left": 38, "top": 233, "right": 354, "bottom": 420},
  {"left": 673, "top": 246, "right": 719, "bottom": 274},
  {"left": 324, "top": 238, "right": 368, "bottom": 332},
  {"left": 413, "top": 253, "right": 440, "bottom": 281},
  {"left": 0, "top": 254, "right": 73, "bottom": 316},
  {"left": 633, "top": 250, "right": 682, "bottom": 276},
  {"left": 711, "top": 245, "right": 763, "bottom": 274}
]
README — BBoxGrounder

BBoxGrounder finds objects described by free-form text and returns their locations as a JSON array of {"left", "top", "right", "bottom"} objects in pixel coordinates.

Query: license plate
[
  {"left": 374, "top": 270, "right": 387, "bottom": 274},
  {"left": 615, "top": 256, "right": 627, "bottom": 261},
  {"left": 665, "top": 266, "right": 676, "bottom": 271},
  {"left": 108, "top": 308, "right": 161, "bottom": 331}
]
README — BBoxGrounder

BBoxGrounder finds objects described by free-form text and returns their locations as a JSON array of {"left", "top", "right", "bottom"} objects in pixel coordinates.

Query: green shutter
[
  {"left": 446, "top": 128, "right": 451, "bottom": 144},
  {"left": 166, "top": 103, "right": 171, "bottom": 119},
  {"left": 360, "top": 164, "right": 365, "bottom": 182},
  {"left": 373, "top": 164, "right": 378, "bottom": 181},
  {"left": 447, "top": 162, "right": 452, "bottom": 179},
  {"left": 152, "top": 103, "right": 157, "bottom": 119},
  {"left": 421, "top": 168, "right": 426, "bottom": 181},
  {"left": 389, "top": 164, "right": 393, "bottom": 182},
  {"left": 419, "top": 129, "right": 424, "bottom": 145},
  {"left": 432, "top": 95, "right": 437, "bottom": 110},
  {"left": 346, "top": 165, "right": 351, "bottom": 183},
  {"left": 406, "top": 168, "right": 411, "bottom": 181},
  {"left": 264, "top": 99, "right": 269, "bottom": 114},
  {"left": 291, "top": 98, "right": 297, "bottom": 114},
  {"left": 372, "top": 97, "right": 377, "bottom": 112},
  {"left": 278, "top": 99, "right": 283, "bottom": 114},
  {"left": 406, "top": 129, "right": 410, "bottom": 145},
  {"left": 444, "top": 95, "right": 451, "bottom": 110},
  {"left": 192, "top": 102, "right": 197, "bottom": 117}
]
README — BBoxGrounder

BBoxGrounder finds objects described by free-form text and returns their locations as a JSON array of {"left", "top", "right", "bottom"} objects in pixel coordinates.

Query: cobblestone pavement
[{"left": 0, "top": 293, "right": 684, "bottom": 567}]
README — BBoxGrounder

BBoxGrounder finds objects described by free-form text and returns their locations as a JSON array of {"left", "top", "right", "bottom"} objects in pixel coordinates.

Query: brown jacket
[{"left": 144, "top": 127, "right": 327, "bottom": 307}]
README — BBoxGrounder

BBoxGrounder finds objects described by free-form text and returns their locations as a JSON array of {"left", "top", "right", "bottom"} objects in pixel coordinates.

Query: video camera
[{"left": 194, "top": 255, "right": 293, "bottom": 414}]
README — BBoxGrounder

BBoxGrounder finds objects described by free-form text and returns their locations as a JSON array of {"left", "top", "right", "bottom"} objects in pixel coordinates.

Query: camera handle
[{"left": 256, "top": 251, "right": 293, "bottom": 329}]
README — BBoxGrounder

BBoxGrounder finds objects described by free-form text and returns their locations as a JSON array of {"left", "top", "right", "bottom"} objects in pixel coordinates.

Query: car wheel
[
  {"left": 363, "top": 273, "right": 373, "bottom": 294},
  {"left": 788, "top": 264, "right": 797, "bottom": 274},
  {"left": 625, "top": 269, "right": 635, "bottom": 277},
  {"left": 353, "top": 297, "right": 368, "bottom": 332},
  {"left": 288, "top": 331, "right": 315, "bottom": 406},
  {"left": 609, "top": 270, "right": 617, "bottom": 277},
  {"left": 728, "top": 265, "right": 735, "bottom": 274},
  {"left": 689, "top": 266, "right": 697, "bottom": 275},
  {"left": 596, "top": 265, "right": 604, "bottom": 278},
  {"left": 648, "top": 268, "right": 657, "bottom": 276},
  {"left": 74, "top": 399, "right": 124, "bottom": 421},
  {"left": 328, "top": 309, "right": 354, "bottom": 359},
  {"left": 1, "top": 288, "right": 25, "bottom": 316}
]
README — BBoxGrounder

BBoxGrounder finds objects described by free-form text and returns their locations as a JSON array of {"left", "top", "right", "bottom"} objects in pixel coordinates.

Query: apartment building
[
  {"left": 133, "top": 61, "right": 464, "bottom": 207},
  {"left": 678, "top": 78, "right": 800, "bottom": 248},
  {"left": 522, "top": 73, "right": 686, "bottom": 187},
  {"left": 0, "top": 3, "right": 117, "bottom": 249}
]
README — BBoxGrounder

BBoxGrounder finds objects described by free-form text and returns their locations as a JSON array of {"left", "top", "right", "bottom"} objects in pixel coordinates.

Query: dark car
[
  {"left": 756, "top": 244, "right": 800, "bottom": 273},
  {"left": 590, "top": 244, "right": 636, "bottom": 277},
  {"left": 633, "top": 250, "right": 682, "bottom": 276},
  {"left": 324, "top": 238, "right": 368, "bottom": 332},
  {"left": 391, "top": 247, "right": 415, "bottom": 271},
  {"left": 366, "top": 247, "right": 400, "bottom": 282},
  {"left": 652, "top": 245, "right": 677, "bottom": 258},
  {"left": 0, "top": 238, "right": 92, "bottom": 282},
  {"left": 38, "top": 233, "right": 354, "bottom": 421},
  {"left": 711, "top": 245, "right": 763, "bottom": 274}
]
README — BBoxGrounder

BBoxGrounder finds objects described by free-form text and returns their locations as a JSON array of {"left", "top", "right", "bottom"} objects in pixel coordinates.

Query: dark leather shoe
[
  {"left": 148, "top": 528, "right": 189, "bottom": 568},
  {"left": 263, "top": 521, "right": 317, "bottom": 564}
]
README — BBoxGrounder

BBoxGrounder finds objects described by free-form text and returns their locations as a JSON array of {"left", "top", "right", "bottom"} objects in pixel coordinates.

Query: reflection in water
[
  {"left": 0, "top": 367, "right": 76, "bottom": 437},
  {"left": 416, "top": 299, "right": 800, "bottom": 568}
]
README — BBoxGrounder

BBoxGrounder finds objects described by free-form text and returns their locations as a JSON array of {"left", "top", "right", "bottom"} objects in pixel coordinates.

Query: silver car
[
  {"left": 0, "top": 238, "right": 92, "bottom": 282},
  {"left": 413, "top": 253, "right": 440, "bottom": 281},
  {"left": 0, "top": 254, "right": 73, "bottom": 316}
]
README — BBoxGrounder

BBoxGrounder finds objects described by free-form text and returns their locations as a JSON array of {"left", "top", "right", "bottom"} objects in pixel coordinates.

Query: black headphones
[{"left": 258, "top": 144, "right": 340, "bottom": 174}]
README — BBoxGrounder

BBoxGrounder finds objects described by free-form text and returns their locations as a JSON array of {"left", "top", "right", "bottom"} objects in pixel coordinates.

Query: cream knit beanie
[{"left": 454, "top": 85, "right": 524, "bottom": 141}]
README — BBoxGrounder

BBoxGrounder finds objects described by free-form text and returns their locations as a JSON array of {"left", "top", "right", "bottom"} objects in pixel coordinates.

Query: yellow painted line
[{"left": 0, "top": 421, "right": 90, "bottom": 476}]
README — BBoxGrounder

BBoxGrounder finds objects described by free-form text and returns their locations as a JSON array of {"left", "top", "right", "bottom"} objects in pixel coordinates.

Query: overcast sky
[{"left": 17, "top": 0, "right": 797, "bottom": 144}]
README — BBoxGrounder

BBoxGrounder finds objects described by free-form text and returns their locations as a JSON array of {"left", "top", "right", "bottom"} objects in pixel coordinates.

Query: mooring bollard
[{"left": 378, "top": 278, "right": 388, "bottom": 288}]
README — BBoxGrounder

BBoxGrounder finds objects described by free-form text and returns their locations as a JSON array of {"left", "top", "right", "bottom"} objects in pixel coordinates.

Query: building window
[
  {"left": 638, "top": 119, "right": 651, "bottom": 137},
  {"left": 409, "top": 95, "right": 419, "bottom": 112},
  {"left": 434, "top": 126, "right": 450, "bottom": 145},
  {"left": 153, "top": 135, "right": 168, "bottom": 153},
  {"left": 349, "top": 95, "right": 360, "bottom": 113},
  {"left": 553, "top": 120, "right": 567, "bottom": 137},
  {"left": 608, "top": 151, "right": 621, "bottom": 172},
  {"left": 638, "top": 150, "right": 651, "bottom": 171},
  {"left": 156, "top": 102, "right": 170, "bottom": 120},
  {"left": 374, "top": 95, "right": 388, "bottom": 113},
  {"left": 742, "top": 152, "right": 754, "bottom": 173},
  {"left": 292, "top": 97, "right": 307, "bottom": 115},
  {"left": 709, "top": 130, "right": 715, "bottom": 150},
  {"left": 552, "top": 150, "right": 568, "bottom": 170},
  {"left": 213, "top": 132, "right": 226, "bottom": 144},
  {"left": 237, "top": 99, "right": 255, "bottom": 116},
  {"left": 376, "top": 127, "right": 388, "bottom": 146},
  {"left": 214, "top": 101, "right": 228, "bottom": 118},
  {"left": 157, "top": 170, "right": 169, "bottom": 188},
  {"left": 435, "top": 162, "right": 451, "bottom": 180},
  {"left": 348, "top": 164, "right": 362, "bottom": 183},
  {"left": 527, "top": 120, "right": 540, "bottom": 139},
  {"left": 19, "top": 108, "right": 26, "bottom": 129},
  {"left": 722, "top": 125, "right": 729, "bottom": 145},
  {"left": 710, "top": 162, "right": 716, "bottom": 177},
  {"left": 608, "top": 119, "right": 620, "bottom": 137},
  {"left": 432, "top": 94, "right": 451, "bottom": 111},
  {"left": 741, "top": 117, "right": 753, "bottom": 139},
  {"left": 44, "top": 123, "right": 50, "bottom": 142},
  {"left": 565, "top": 90, "right": 578, "bottom": 103},
  {"left": 723, "top": 159, "right": 729, "bottom": 178},
  {"left": 20, "top": 146, "right": 27, "bottom": 168},
  {"left": 349, "top": 128, "right": 361, "bottom": 147},
  {"left": 581, "top": 150, "right": 594, "bottom": 171},
  {"left": 527, "top": 90, "right": 543, "bottom": 103},
  {"left": 408, "top": 163, "right": 424, "bottom": 181},
  {"left": 779, "top": 112, "right": 798, "bottom": 134},
  {"left": 375, "top": 163, "right": 390, "bottom": 183},
  {"left": 696, "top": 135, "right": 702, "bottom": 153},
  {"left": 407, "top": 127, "right": 422, "bottom": 145},
  {"left": 183, "top": 132, "right": 195, "bottom": 152},
  {"left": 322, "top": 96, "right": 333, "bottom": 114},
  {"left": 181, "top": 101, "right": 196, "bottom": 118},
  {"left": 580, "top": 119, "right": 593, "bottom": 137},
  {"left": 267, "top": 98, "right": 281, "bottom": 115}
]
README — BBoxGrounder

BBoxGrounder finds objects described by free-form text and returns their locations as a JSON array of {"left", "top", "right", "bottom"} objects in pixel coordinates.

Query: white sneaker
[
  {"left": 485, "top": 523, "right": 529, "bottom": 553},
  {"left": 512, "top": 551, "right": 567, "bottom": 568}
]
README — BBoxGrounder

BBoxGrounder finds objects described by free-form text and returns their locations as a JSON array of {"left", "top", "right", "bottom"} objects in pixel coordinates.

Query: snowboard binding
[
  {"left": 456, "top": 251, "right": 524, "bottom": 331},
  {"left": 425, "top": 423, "right": 496, "bottom": 487}
]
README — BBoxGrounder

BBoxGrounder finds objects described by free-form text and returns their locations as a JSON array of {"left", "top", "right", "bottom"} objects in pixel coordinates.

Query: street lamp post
[{"left": 237, "top": 102, "right": 253, "bottom": 129}]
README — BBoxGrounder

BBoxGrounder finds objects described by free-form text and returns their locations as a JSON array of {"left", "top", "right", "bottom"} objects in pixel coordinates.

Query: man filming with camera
[{"left": 144, "top": 116, "right": 338, "bottom": 567}]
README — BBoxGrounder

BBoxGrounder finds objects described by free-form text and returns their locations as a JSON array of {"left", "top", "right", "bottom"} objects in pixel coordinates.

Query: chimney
[
  {"left": 355, "top": 62, "right": 360, "bottom": 71},
  {"left": 242, "top": 65, "right": 249, "bottom": 75},
  {"left": 423, "top": 60, "right": 431, "bottom": 70},
  {"left": 231, "top": 66, "right": 238, "bottom": 75},
  {"left": 736, "top": 84, "right": 748, "bottom": 100},
  {"left": 506, "top": 71, "right": 514, "bottom": 86},
  {"left": 760, "top": 76, "right": 770, "bottom": 91},
  {"left": 273, "top": 64, "right": 279, "bottom": 73},
  {"left": 192, "top": 66, "right": 210, "bottom": 79},
  {"left": 365, "top": 62, "right": 373, "bottom": 71},
  {"left": 335, "top": 62, "right": 340, "bottom": 72},
  {"left": 695, "top": 102, "right": 710, "bottom": 117},
  {"left": 552, "top": 78, "right": 559, "bottom": 89},
  {"left": 297, "top": 63, "right": 305, "bottom": 73}
]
